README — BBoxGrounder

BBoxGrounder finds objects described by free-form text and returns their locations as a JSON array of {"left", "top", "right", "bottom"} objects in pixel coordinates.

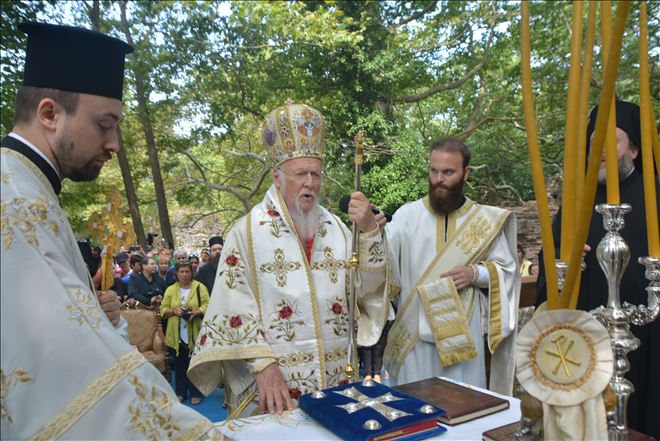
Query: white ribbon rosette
[{"left": 515, "top": 309, "right": 613, "bottom": 440}]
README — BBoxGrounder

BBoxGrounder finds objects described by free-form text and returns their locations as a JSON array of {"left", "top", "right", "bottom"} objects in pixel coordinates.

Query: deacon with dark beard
[
  {"left": 189, "top": 103, "right": 390, "bottom": 417},
  {"left": 377, "top": 137, "right": 520, "bottom": 395}
]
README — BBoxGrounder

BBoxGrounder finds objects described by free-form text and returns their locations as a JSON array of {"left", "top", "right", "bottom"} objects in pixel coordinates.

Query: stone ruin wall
[{"left": 513, "top": 199, "right": 560, "bottom": 266}]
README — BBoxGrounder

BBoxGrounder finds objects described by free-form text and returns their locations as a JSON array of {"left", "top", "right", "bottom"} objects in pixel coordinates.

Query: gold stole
[{"left": 385, "top": 202, "right": 510, "bottom": 378}]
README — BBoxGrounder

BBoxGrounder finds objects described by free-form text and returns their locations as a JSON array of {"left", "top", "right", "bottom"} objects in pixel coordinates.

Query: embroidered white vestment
[
  {"left": 1, "top": 147, "right": 220, "bottom": 440},
  {"left": 188, "top": 185, "right": 389, "bottom": 416}
]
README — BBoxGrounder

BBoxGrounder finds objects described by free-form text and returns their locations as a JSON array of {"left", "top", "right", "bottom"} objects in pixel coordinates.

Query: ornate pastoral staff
[
  {"left": 345, "top": 130, "right": 365, "bottom": 382},
  {"left": 88, "top": 190, "right": 136, "bottom": 293}
]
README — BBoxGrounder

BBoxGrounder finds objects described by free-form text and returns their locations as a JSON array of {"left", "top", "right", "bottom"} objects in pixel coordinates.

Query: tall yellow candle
[
  {"left": 575, "top": 2, "right": 597, "bottom": 225},
  {"left": 639, "top": 1, "right": 660, "bottom": 257},
  {"left": 560, "top": 1, "right": 584, "bottom": 261},
  {"left": 604, "top": 98, "right": 619, "bottom": 203},
  {"left": 570, "top": 1, "right": 597, "bottom": 302},
  {"left": 521, "top": 1, "right": 559, "bottom": 310},
  {"left": 601, "top": 1, "right": 621, "bottom": 204},
  {"left": 563, "top": 1, "right": 630, "bottom": 310}
]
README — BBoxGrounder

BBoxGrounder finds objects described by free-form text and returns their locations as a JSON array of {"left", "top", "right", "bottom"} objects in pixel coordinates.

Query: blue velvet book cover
[{"left": 299, "top": 380, "right": 447, "bottom": 441}]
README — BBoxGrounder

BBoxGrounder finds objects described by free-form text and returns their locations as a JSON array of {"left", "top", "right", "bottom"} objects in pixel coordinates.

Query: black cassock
[{"left": 536, "top": 169, "right": 660, "bottom": 439}]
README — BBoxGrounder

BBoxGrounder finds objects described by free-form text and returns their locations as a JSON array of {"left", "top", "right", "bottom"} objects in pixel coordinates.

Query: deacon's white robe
[
  {"left": 1, "top": 145, "right": 221, "bottom": 440},
  {"left": 188, "top": 185, "right": 389, "bottom": 417},
  {"left": 384, "top": 197, "right": 519, "bottom": 395}
]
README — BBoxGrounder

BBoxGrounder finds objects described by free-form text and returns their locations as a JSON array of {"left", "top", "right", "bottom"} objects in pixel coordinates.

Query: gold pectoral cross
[{"left": 545, "top": 334, "right": 581, "bottom": 377}]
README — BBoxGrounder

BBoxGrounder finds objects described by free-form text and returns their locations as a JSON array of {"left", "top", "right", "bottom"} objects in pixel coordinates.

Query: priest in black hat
[
  {"left": 536, "top": 100, "right": 660, "bottom": 438},
  {"left": 195, "top": 235, "right": 224, "bottom": 295},
  {"left": 0, "top": 23, "right": 221, "bottom": 439}
]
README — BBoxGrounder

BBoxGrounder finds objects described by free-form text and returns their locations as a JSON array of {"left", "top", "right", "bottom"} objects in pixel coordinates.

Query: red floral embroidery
[
  {"left": 226, "top": 255, "right": 239, "bottom": 266},
  {"left": 229, "top": 315, "right": 242, "bottom": 328},
  {"left": 289, "top": 387, "right": 302, "bottom": 400},
  {"left": 267, "top": 209, "right": 280, "bottom": 217},
  {"left": 200, "top": 334, "right": 207, "bottom": 346},
  {"left": 325, "top": 297, "right": 348, "bottom": 336},
  {"left": 270, "top": 299, "right": 305, "bottom": 341},
  {"left": 278, "top": 305, "right": 293, "bottom": 319}
]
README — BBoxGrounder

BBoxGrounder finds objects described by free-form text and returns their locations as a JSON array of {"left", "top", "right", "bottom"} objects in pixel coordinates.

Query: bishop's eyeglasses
[{"left": 278, "top": 168, "right": 324, "bottom": 183}]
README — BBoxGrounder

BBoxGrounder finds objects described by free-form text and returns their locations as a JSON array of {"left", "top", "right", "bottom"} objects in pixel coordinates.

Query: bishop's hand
[
  {"left": 348, "top": 191, "right": 380, "bottom": 233},
  {"left": 255, "top": 362, "right": 295, "bottom": 415}
]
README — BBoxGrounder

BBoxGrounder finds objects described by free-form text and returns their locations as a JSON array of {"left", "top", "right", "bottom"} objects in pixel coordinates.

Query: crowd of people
[
  {"left": 78, "top": 238, "right": 223, "bottom": 306},
  {"left": 2, "top": 20, "right": 657, "bottom": 441}
]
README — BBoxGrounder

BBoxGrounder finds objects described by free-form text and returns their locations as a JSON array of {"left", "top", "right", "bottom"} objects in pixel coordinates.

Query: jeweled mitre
[{"left": 262, "top": 103, "right": 325, "bottom": 166}]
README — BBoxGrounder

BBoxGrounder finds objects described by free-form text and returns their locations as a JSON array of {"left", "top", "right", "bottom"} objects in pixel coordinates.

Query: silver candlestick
[
  {"left": 589, "top": 203, "right": 659, "bottom": 441},
  {"left": 556, "top": 260, "right": 568, "bottom": 291},
  {"left": 630, "top": 256, "right": 659, "bottom": 326},
  {"left": 555, "top": 258, "right": 586, "bottom": 292}
]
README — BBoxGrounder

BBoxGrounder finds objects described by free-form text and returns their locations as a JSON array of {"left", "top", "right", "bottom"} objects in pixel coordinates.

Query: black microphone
[{"left": 339, "top": 195, "right": 392, "bottom": 222}]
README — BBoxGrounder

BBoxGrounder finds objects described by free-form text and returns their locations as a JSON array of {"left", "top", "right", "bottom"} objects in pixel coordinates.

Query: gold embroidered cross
[
  {"left": 456, "top": 216, "right": 491, "bottom": 254},
  {"left": 334, "top": 387, "right": 411, "bottom": 422},
  {"left": 545, "top": 334, "right": 581, "bottom": 377},
  {"left": 311, "top": 247, "right": 346, "bottom": 283},
  {"left": 260, "top": 248, "right": 301, "bottom": 287}
]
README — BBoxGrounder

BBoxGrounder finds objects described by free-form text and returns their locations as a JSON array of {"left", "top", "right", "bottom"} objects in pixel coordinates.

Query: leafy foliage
[{"left": 1, "top": 0, "right": 658, "bottom": 243}]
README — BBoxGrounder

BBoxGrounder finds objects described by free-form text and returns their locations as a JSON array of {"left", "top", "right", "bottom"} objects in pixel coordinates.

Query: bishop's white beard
[
  {"left": 280, "top": 180, "right": 321, "bottom": 242},
  {"left": 289, "top": 202, "right": 321, "bottom": 242}
]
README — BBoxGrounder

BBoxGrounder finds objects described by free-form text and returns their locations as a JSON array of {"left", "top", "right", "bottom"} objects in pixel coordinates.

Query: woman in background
[
  {"left": 160, "top": 260, "right": 209, "bottom": 404},
  {"left": 189, "top": 253, "right": 200, "bottom": 277}
]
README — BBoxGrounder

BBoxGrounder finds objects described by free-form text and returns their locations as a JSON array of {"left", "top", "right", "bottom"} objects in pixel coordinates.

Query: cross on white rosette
[{"left": 334, "top": 387, "right": 411, "bottom": 422}]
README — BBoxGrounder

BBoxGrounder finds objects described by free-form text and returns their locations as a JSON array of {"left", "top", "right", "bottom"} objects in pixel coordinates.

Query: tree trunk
[
  {"left": 89, "top": 1, "right": 100, "bottom": 31},
  {"left": 89, "top": 0, "right": 147, "bottom": 248},
  {"left": 119, "top": 1, "right": 174, "bottom": 246},
  {"left": 116, "top": 126, "right": 147, "bottom": 247}
]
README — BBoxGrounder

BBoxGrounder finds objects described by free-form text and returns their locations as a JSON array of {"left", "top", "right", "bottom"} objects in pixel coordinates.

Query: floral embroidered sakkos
[
  {"left": 311, "top": 247, "right": 346, "bottom": 284},
  {"left": 269, "top": 299, "right": 306, "bottom": 341},
  {"left": 187, "top": 185, "right": 390, "bottom": 416},
  {"left": 324, "top": 296, "right": 348, "bottom": 336},
  {"left": 219, "top": 249, "right": 246, "bottom": 289},
  {"left": 196, "top": 313, "right": 262, "bottom": 349},
  {"left": 260, "top": 248, "right": 301, "bottom": 287},
  {"left": 259, "top": 202, "right": 291, "bottom": 238}
]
